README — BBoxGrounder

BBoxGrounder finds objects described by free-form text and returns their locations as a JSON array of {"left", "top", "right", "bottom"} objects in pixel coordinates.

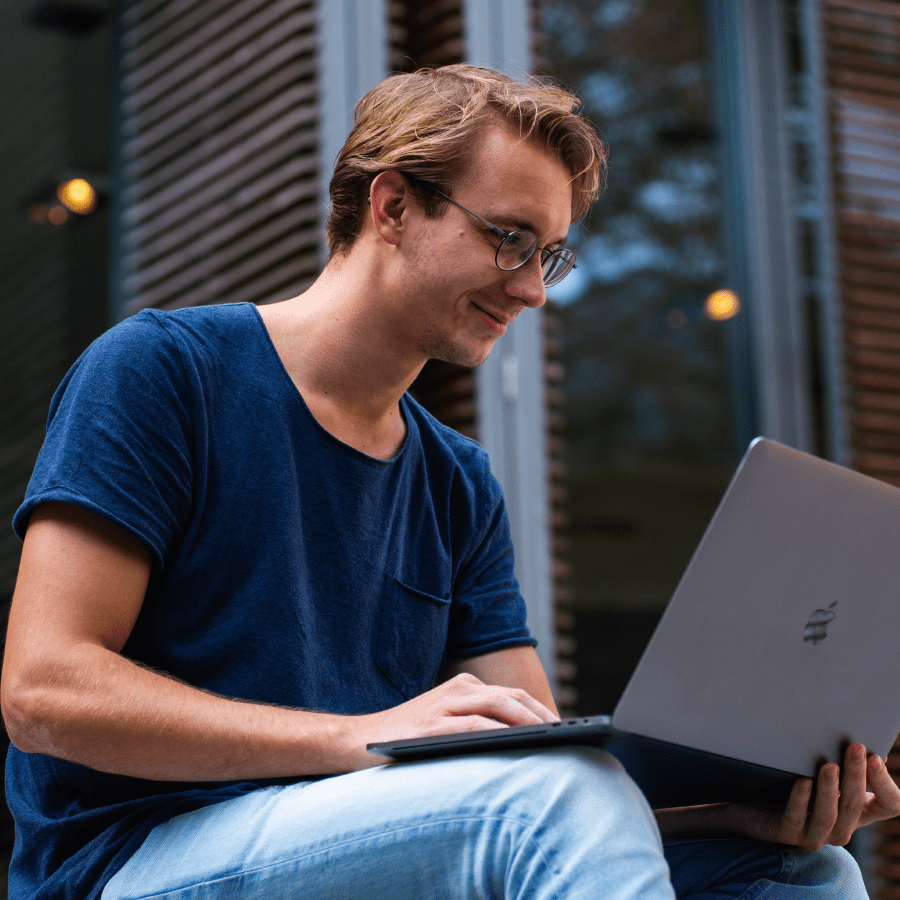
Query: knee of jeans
[
  {"left": 533, "top": 744, "right": 638, "bottom": 789},
  {"left": 510, "top": 746, "right": 657, "bottom": 829},
  {"left": 788, "top": 845, "right": 867, "bottom": 896}
]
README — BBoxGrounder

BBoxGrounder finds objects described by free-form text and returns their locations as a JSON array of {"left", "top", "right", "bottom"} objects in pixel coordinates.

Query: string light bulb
[
  {"left": 56, "top": 178, "right": 97, "bottom": 214},
  {"left": 704, "top": 289, "right": 741, "bottom": 321}
]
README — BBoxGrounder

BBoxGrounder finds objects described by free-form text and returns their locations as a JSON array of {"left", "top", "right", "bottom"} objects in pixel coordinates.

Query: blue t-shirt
[{"left": 9, "top": 302, "right": 534, "bottom": 900}]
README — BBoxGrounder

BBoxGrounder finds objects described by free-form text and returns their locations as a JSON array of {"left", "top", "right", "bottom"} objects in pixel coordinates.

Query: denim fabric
[
  {"left": 102, "top": 748, "right": 672, "bottom": 900},
  {"left": 665, "top": 837, "right": 867, "bottom": 899},
  {"left": 101, "top": 748, "right": 868, "bottom": 900}
]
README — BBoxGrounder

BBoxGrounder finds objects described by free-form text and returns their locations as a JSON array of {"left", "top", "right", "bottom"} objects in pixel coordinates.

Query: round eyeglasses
[{"left": 408, "top": 178, "right": 576, "bottom": 288}]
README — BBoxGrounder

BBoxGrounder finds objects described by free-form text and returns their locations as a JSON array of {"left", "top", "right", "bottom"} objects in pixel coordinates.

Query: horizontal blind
[
  {"left": 825, "top": 0, "right": 900, "bottom": 483},
  {"left": 115, "top": 0, "right": 321, "bottom": 317},
  {"left": 390, "top": 0, "right": 477, "bottom": 439},
  {"left": 529, "top": 0, "right": 577, "bottom": 714},
  {"left": 824, "top": 1, "right": 900, "bottom": 894},
  {"left": 391, "top": 0, "right": 465, "bottom": 71},
  {"left": 543, "top": 301, "right": 577, "bottom": 711}
]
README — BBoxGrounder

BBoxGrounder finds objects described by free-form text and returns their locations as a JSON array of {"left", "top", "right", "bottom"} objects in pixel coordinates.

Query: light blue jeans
[{"left": 102, "top": 748, "right": 868, "bottom": 900}]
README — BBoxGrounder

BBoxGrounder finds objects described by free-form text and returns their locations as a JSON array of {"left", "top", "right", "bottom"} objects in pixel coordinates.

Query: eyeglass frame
[{"left": 401, "top": 175, "right": 577, "bottom": 288}]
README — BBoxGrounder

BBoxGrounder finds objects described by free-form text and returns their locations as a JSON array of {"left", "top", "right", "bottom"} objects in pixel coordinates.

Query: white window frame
[
  {"left": 707, "top": 0, "right": 833, "bottom": 456},
  {"left": 318, "top": 0, "right": 388, "bottom": 265},
  {"left": 465, "top": 0, "right": 557, "bottom": 689}
]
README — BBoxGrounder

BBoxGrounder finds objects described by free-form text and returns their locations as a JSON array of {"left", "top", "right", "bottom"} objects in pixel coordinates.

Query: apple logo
[{"left": 803, "top": 601, "right": 838, "bottom": 645}]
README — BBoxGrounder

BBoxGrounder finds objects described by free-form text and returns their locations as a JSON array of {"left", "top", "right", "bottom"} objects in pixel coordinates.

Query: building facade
[{"left": 1, "top": 0, "right": 899, "bottom": 891}]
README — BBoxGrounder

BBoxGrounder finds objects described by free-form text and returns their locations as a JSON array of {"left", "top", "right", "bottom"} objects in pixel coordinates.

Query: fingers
[
  {"left": 862, "top": 752, "right": 900, "bottom": 825},
  {"left": 439, "top": 674, "right": 556, "bottom": 726},
  {"left": 779, "top": 777, "right": 814, "bottom": 844},
  {"left": 801, "top": 745, "right": 896, "bottom": 849},
  {"left": 803, "top": 764, "right": 841, "bottom": 850},
  {"left": 830, "top": 745, "right": 869, "bottom": 845},
  {"left": 369, "top": 674, "right": 556, "bottom": 746},
  {"left": 747, "top": 745, "right": 899, "bottom": 851},
  {"left": 486, "top": 684, "right": 557, "bottom": 724},
  {"left": 806, "top": 746, "right": 866, "bottom": 850},
  {"left": 356, "top": 677, "right": 560, "bottom": 771},
  {"left": 441, "top": 714, "right": 512, "bottom": 733}
]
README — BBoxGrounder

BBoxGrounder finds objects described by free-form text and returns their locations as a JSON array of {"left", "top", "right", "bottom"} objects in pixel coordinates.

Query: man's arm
[{"left": 2, "top": 502, "right": 557, "bottom": 781}]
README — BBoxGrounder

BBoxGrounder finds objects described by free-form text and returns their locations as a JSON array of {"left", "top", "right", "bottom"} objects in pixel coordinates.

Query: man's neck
[{"left": 256, "top": 257, "right": 424, "bottom": 460}]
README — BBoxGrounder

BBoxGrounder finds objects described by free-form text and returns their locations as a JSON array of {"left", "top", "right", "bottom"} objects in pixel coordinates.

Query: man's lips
[{"left": 473, "top": 303, "right": 513, "bottom": 333}]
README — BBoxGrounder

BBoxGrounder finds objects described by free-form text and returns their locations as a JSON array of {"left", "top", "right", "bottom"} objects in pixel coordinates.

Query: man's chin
[{"left": 424, "top": 337, "right": 497, "bottom": 370}]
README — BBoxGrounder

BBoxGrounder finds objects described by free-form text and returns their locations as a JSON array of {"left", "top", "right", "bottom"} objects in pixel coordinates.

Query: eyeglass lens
[
  {"left": 541, "top": 249, "right": 575, "bottom": 288},
  {"left": 495, "top": 232, "right": 537, "bottom": 270},
  {"left": 496, "top": 233, "right": 575, "bottom": 288}
]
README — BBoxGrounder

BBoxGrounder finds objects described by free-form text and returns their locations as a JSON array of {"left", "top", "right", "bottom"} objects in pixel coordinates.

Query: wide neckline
[{"left": 245, "top": 303, "right": 412, "bottom": 465}]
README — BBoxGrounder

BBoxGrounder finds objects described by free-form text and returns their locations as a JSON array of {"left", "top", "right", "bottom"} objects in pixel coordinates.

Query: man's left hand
[
  {"left": 656, "top": 744, "right": 900, "bottom": 849},
  {"left": 724, "top": 744, "right": 900, "bottom": 850}
]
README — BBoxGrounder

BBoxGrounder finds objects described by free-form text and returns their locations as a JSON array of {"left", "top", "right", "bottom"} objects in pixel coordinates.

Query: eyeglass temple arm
[
  {"left": 426, "top": 183, "right": 569, "bottom": 264},
  {"left": 408, "top": 176, "right": 512, "bottom": 241},
  {"left": 440, "top": 194, "right": 508, "bottom": 239}
]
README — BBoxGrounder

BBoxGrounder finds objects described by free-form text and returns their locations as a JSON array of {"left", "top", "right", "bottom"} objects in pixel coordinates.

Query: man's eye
[{"left": 501, "top": 232, "right": 534, "bottom": 261}]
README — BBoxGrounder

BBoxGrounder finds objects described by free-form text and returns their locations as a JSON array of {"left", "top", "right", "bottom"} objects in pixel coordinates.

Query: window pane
[{"left": 540, "top": 0, "right": 746, "bottom": 713}]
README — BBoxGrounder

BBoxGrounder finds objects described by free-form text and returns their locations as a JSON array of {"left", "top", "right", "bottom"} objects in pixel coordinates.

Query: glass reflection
[{"left": 540, "top": 0, "right": 745, "bottom": 712}]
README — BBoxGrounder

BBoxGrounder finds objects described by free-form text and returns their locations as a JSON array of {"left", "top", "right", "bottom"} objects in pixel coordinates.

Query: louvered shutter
[
  {"left": 114, "top": 0, "right": 321, "bottom": 316},
  {"left": 390, "top": 0, "right": 465, "bottom": 71},
  {"left": 824, "top": 1, "right": 900, "bottom": 892},
  {"left": 387, "top": 0, "right": 480, "bottom": 440},
  {"left": 827, "top": 0, "right": 900, "bottom": 482}
]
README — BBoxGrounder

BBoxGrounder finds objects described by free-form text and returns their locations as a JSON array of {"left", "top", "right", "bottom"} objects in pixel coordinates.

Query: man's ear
[{"left": 368, "top": 171, "right": 411, "bottom": 247}]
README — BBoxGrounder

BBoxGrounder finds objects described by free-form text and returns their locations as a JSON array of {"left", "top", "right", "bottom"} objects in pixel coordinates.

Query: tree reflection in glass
[{"left": 539, "top": 0, "right": 746, "bottom": 712}]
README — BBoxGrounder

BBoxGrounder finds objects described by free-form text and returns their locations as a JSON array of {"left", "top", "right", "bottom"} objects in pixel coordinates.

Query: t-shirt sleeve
[
  {"left": 445, "top": 470, "right": 537, "bottom": 658},
  {"left": 13, "top": 313, "right": 195, "bottom": 570}
]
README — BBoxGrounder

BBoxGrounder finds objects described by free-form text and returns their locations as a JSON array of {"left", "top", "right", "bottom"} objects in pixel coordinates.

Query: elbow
[{"left": 1, "top": 668, "right": 59, "bottom": 754}]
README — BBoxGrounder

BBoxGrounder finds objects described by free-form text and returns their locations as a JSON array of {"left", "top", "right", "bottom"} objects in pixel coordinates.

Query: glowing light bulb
[
  {"left": 704, "top": 289, "right": 741, "bottom": 321},
  {"left": 57, "top": 178, "right": 97, "bottom": 214}
]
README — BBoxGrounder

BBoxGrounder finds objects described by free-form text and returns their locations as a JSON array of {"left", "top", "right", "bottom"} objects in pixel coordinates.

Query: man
[{"left": 2, "top": 64, "right": 897, "bottom": 900}]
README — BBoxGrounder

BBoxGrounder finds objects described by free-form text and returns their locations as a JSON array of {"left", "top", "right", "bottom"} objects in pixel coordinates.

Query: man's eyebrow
[{"left": 492, "top": 216, "right": 569, "bottom": 248}]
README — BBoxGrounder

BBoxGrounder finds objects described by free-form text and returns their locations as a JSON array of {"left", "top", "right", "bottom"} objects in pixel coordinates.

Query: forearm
[
  {"left": 654, "top": 804, "right": 735, "bottom": 839},
  {"left": 3, "top": 643, "right": 558, "bottom": 783},
  {"left": 2, "top": 641, "right": 364, "bottom": 782}
]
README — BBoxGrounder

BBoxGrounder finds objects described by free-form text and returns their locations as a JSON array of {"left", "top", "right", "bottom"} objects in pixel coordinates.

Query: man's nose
[{"left": 503, "top": 255, "right": 547, "bottom": 308}]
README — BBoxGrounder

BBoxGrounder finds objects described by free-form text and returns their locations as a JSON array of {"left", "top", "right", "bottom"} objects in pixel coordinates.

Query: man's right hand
[{"left": 351, "top": 671, "right": 559, "bottom": 769}]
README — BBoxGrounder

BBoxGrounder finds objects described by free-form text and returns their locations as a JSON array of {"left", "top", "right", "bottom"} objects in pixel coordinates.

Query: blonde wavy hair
[{"left": 326, "top": 64, "right": 607, "bottom": 258}]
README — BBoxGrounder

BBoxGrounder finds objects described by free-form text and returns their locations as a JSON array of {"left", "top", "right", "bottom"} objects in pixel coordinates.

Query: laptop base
[{"left": 368, "top": 716, "right": 799, "bottom": 809}]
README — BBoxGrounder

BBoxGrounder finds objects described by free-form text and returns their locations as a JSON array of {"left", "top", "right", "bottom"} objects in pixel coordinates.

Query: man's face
[{"left": 399, "top": 126, "right": 574, "bottom": 369}]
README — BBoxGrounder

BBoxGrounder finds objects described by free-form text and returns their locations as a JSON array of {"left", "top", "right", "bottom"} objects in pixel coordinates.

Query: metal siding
[
  {"left": 113, "top": 0, "right": 322, "bottom": 317},
  {"left": 823, "top": 1, "right": 900, "bottom": 893}
]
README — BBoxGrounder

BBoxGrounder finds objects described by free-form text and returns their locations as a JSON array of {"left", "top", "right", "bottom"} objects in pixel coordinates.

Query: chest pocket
[{"left": 377, "top": 576, "right": 452, "bottom": 700}]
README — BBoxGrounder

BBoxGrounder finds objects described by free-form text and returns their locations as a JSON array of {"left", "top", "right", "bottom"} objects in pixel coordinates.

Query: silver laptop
[{"left": 368, "top": 438, "right": 900, "bottom": 808}]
